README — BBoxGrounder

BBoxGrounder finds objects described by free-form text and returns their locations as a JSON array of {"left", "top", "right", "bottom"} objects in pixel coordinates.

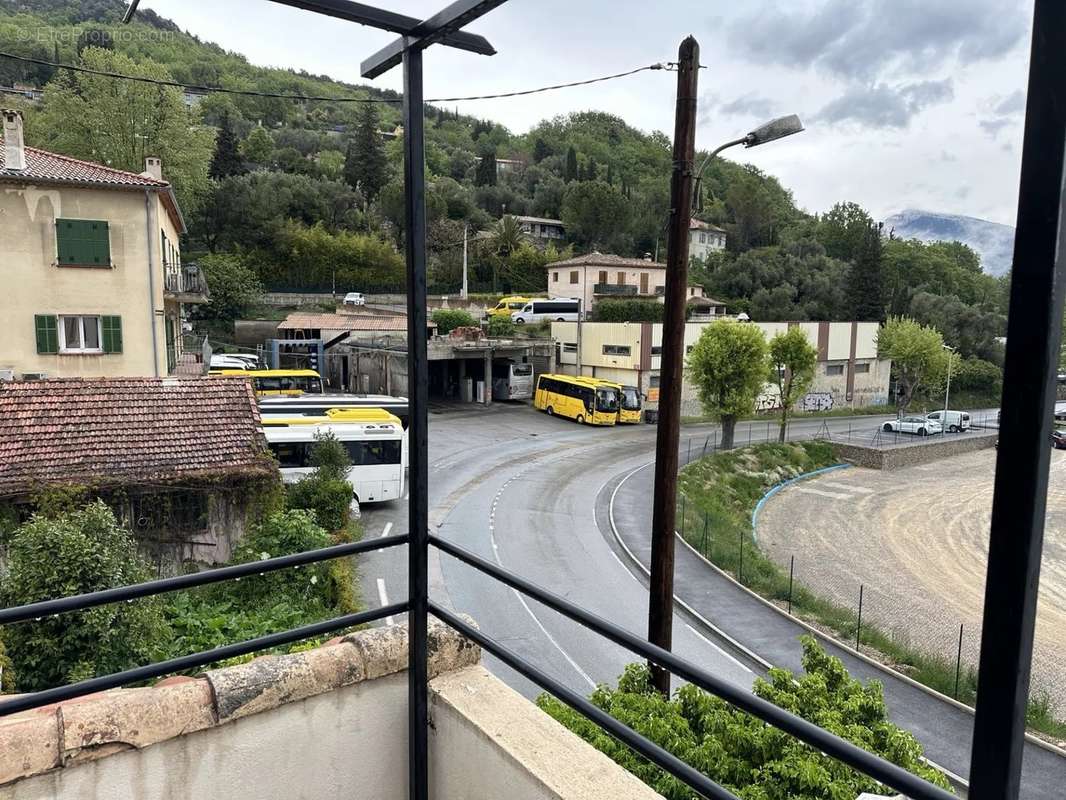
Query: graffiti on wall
[
  {"left": 800, "top": 392, "right": 834, "bottom": 412},
  {"left": 755, "top": 389, "right": 782, "bottom": 412}
]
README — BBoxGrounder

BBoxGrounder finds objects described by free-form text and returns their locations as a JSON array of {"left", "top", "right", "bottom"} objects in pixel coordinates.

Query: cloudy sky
[{"left": 139, "top": 0, "right": 1034, "bottom": 226}]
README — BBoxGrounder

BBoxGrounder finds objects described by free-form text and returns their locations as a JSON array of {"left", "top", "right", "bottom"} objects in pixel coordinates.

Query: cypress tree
[
  {"left": 344, "top": 102, "right": 388, "bottom": 205},
  {"left": 208, "top": 114, "right": 244, "bottom": 179},
  {"left": 532, "top": 137, "right": 550, "bottom": 163},
  {"left": 565, "top": 146, "right": 578, "bottom": 183},
  {"left": 846, "top": 222, "right": 885, "bottom": 321},
  {"left": 475, "top": 148, "right": 497, "bottom": 186}
]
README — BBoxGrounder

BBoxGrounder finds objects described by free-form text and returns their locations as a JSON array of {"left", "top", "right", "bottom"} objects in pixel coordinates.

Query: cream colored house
[
  {"left": 689, "top": 218, "right": 727, "bottom": 261},
  {"left": 551, "top": 320, "right": 891, "bottom": 416},
  {"left": 0, "top": 109, "right": 205, "bottom": 379}
]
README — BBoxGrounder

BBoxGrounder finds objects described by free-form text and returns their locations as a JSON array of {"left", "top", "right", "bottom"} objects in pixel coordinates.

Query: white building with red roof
[{"left": 0, "top": 109, "right": 206, "bottom": 380}]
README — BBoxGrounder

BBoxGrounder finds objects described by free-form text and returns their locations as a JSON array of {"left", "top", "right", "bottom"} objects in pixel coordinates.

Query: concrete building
[
  {"left": 689, "top": 218, "right": 727, "bottom": 261},
  {"left": 551, "top": 320, "right": 891, "bottom": 416},
  {"left": 0, "top": 109, "right": 204, "bottom": 379},
  {"left": 277, "top": 312, "right": 435, "bottom": 343},
  {"left": 514, "top": 215, "right": 565, "bottom": 245}
]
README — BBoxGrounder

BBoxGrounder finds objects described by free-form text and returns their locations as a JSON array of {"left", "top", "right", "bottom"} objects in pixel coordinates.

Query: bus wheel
[
  {"left": 576, "top": 414, "right": 585, "bottom": 424},
  {"left": 546, "top": 406, "right": 554, "bottom": 416}
]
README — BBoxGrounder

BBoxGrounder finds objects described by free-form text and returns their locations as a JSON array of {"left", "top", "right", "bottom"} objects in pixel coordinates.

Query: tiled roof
[
  {"left": 277, "top": 313, "right": 433, "bottom": 331},
  {"left": 546, "top": 252, "right": 666, "bottom": 269},
  {"left": 0, "top": 140, "right": 169, "bottom": 187},
  {"left": 0, "top": 378, "right": 270, "bottom": 495},
  {"left": 689, "top": 219, "right": 727, "bottom": 233}
]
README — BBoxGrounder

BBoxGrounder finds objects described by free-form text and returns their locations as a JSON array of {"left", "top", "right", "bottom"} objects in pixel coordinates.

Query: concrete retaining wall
[{"left": 834, "top": 430, "right": 998, "bottom": 470}]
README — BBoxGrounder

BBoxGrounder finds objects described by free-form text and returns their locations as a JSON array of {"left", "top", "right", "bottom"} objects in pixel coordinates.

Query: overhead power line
[{"left": 0, "top": 50, "right": 669, "bottom": 105}]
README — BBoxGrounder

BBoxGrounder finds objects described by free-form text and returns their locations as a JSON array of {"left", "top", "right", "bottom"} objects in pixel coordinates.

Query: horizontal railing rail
[{"left": 429, "top": 534, "right": 956, "bottom": 800}]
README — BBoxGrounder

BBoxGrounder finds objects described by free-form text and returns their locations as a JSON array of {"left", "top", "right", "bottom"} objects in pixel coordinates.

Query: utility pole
[
  {"left": 647, "top": 36, "right": 698, "bottom": 695},
  {"left": 462, "top": 223, "right": 469, "bottom": 299}
]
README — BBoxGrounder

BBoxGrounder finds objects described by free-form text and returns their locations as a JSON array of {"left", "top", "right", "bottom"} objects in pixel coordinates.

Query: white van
[
  {"left": 511, "top": 298, "right": 581, "bottom": 324},
  {"left": 926, "top": 410, "right": 971, "bottom": 433}
]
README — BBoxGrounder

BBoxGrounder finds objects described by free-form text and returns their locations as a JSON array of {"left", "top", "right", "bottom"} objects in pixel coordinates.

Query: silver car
[{"left": 882, "top": 416, "right": 943, "bottom": 436}]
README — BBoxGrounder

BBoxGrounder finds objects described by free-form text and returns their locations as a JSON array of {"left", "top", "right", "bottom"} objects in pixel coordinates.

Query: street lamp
[{"left": 943, "top": 344, "right": 956, "bottom": 433}]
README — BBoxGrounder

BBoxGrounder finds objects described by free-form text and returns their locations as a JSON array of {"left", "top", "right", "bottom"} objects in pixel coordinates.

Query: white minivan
[
  {"left": 511, "top": 298, "right": 581, "bottom": 324},
  {"left": 926, "top": 410, "right": 971, "bottom": 433}
]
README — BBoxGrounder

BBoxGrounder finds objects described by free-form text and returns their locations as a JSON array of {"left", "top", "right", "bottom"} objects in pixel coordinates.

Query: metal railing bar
[
  {"left": 429, "top": 534, "right": 954, "bottom": 800},
  {"left": 0, "top": 534, "right": 409, "bottom": 626},
  {"left": 429, "top": 602, "right": 739, "bottom": 800},
  {"left": 0, "top": 601, "right": 409, "bottom": 718}
]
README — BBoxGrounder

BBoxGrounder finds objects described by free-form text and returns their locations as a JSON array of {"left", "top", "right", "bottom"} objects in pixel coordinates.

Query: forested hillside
[{"left": 0, "top": 0, "right": 1010, "bottom": 377}]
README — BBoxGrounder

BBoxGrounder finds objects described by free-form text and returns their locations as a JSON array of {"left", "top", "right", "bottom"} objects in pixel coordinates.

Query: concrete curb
[{"left": 750, "top": 463, "right": 851, "bottom": 543}]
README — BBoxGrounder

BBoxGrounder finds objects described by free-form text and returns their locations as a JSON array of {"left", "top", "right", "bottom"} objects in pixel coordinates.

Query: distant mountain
[{"left": 883, "top": 209, "right": 1015, "bottom": 276}]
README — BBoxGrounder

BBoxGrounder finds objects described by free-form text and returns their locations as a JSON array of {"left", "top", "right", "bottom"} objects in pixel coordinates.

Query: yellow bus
[
  {"left": 617, "top": 384, "right": 643, "bottom": 424},
  {"left": 534, "top": 374, "right": 619, "bottom": 426},
  {"left": 210, "top": 369, "right": 324, "bottom": 396}
]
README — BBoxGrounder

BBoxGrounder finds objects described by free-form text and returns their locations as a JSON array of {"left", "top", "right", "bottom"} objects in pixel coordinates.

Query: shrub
[
  {"left": 230, "top": 510, "right": 334, "bottom": 606},
  {"left": 286, "top": 476, "right": 352, "bottom": 532},
  {"left": 431, "top": 308, "right": 477, "bottom": 334},
  {"left": 593, "top": 298, "right": 664, "bottom": 322},
  {"left": 952, "top": 357, "right": 1002, "bottom": 396},
  {"left": 538, "top": 637, "right": 950, "bottom": 800},
  {"left": 487, "top": 315, "right": 515, "bottom": 337},
  {"left": 0, "top": 501, "right": 169, "bottom": 691},
  {"left": 196, "top": 252, "right": 263, "bottom": 322},
  {"left": 308, "top": 430, "right": 351, "bottom": 481}
]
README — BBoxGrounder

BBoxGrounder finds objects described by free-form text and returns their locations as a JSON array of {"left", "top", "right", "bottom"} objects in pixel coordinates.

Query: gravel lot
[{"left": 758, "top": 448, "right": 1066, "bottom": 714}]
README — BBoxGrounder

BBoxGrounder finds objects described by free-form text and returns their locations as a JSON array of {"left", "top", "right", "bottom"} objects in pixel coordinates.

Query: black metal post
[
  {"left": 787, "top": 555, "right": 794, "bottom": 615},
  {"left": 402, "top": 42, "right": 430, "bottom": 800},
  {"left": 955, "top": 623, "right": 964, "bottom": 700},
  {"left": 970, "top": 5, "right": 1066, "bottom": 798},
  {"left": 738, "top": 528, "right": 744, "bottom": 585},
  {"left": 680, "top": 495, "right": 686, "bottom": 540},
  {"left": 647, "top": 36, "right": 699, "bottom": 695},
  {"left": 856, "top": 584, "right": 863, "bottom": 650}
]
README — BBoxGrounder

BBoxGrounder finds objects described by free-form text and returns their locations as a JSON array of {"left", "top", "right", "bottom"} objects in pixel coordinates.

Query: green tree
[
  {"left": 538, "top": 637, "right": 950, "bottom": 800},
  {"left": 431, "top": 308, "right": 478, "bottom": 334},
  {"left": 208, "top": 113, "right": 244, "bottom": 180},
  {"left": 196, "top": 252, "right": 263, "bottom": 321},
  {"left": 344, "top": 102, "right": 388, "bottom": 206},
  {"left": 818, "top": 201, "right": 874, "bottom": 263},
  {"left": 0, "top": 502, "right": 169, "bottom": 692},
  {"left": 593, "top": 299, "right": 664, "bottom": 322},
  {"left": 686, "top": 321, "right": 769, "bottom": 449},
  {"left": 76, "top": 30, "right": 113, "bottom": 56},
  {"left": 475, "top": 148, "right": 498, "bottom": 187},
  {"left": 565, "top": 146, "right": 578, "bottom": 183},
  {"left": 769, "top": 327, "right": 818, "bottom": 441},
  {"left": 877, "top": 317, "right": 947, "bottom": 415},
  {"left": 532, "top": 137, "right": 550, "bottom": 163},
  {"left": 846, "top": 221, "right": 885, "bottom": 321},
  {"left": 30, "top": 48, "right": 213, "bottom": 212},
  {"left": 561, "top": 180, "right": 630, "bottom": 253},
  {"left": 487, "top": 214, "right": 526, "bottom": 256},
  {"left": 241, "top": 126, "right": 274, "bottom": 164},
  {"left": 285, "top": 432, "right": 353, "bottom": 532}
]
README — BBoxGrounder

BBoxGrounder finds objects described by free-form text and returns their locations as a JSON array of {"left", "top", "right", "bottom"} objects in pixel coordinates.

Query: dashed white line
[
  {"left": 684, "top": 624, "right": 753, "bottom": 675},
  {"left": 380, "top": 522, "right": 393, "bottom": 538},
  {"left": 792, "top": 485, "right": 851, "bottom": 500},
  {"left": 376, "top": 578, "right": 395, "bottom": 626}
]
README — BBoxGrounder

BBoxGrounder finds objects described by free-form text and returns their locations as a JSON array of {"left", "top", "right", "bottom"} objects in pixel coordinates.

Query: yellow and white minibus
[{"left": 533, "top": 374, "right": 619, "bottom": 425}]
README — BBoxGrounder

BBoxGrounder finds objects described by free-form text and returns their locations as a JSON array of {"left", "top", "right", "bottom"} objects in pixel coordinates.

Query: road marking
[
  {"left": 380, "top": 522, "right": 393, "bottom": 538},
  {"left": 820, "top": 482, "right": 873, "bottom": 494},
  {"left": 792, "top": 485, "right": 851, "bottom": 500},
  {"left": 376, "top": 579, "right": 395, "bottom": 626},
  {"left": 685, "top": 624, "right": 753, "bottom": 675}
]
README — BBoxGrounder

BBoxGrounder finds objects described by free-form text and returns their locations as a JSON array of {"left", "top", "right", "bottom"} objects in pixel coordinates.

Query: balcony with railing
[
  {"left": 593, "top": 283, "right": 638, "bottom": 296},
  {"left": 163, "top": 263, "right": 210, "bottom": 304}
]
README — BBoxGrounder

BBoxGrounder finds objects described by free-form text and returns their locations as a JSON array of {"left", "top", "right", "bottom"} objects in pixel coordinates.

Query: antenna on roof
[{"left": 121, "top": 1, "right": 140, "bottom": 24}]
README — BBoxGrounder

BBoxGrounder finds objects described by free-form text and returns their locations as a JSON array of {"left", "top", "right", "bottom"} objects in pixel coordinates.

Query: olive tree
[
  {"left": 686, "top": 321, "right": 769, "bottom": 449},
  {"left": 876, "top": 317, "right": 946, "bottom": 415},
  {"left": 769, "top": 327, "right": 818, "bottom": 441}
]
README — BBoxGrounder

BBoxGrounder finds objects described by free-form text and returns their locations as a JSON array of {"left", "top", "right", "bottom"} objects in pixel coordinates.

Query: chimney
[
  {"left": 2, "top": 109, "right": 26, "bottom": 171},
  {"left": 143, "top": 156, "right": 163, "bottom": 181},
  {"left": 642, "top": 253, "right": 652, "bottom": 261}
]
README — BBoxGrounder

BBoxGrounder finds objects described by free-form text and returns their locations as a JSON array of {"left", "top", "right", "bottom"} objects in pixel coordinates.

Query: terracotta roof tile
[
  {"left": 546, "top": 252, "right": 667, "bottom": 270},
  {"left": 0, "top": 378, "right": 270, "bottom": 495},
  {"left": 0, "top": 141, "right": 169, "bottom": 188}
]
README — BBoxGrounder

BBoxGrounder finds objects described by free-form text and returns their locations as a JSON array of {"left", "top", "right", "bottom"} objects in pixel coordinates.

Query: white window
[
  {"left": 562, "top": 342, "right": 578, "bottom": 353},
  {"left": 826, "top": 364, "right": 845, "bottom": 376},
  {"left": 59, "top": 315, "right": 102, "bottom": 353},
  {"left": 603, "top": 344, "right": 631, "bottom": 356}
]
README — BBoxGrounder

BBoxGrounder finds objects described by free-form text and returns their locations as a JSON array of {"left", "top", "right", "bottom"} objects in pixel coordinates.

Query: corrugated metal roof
[{"left": 277, "top": 313, "right": 432, "bottom": 331}]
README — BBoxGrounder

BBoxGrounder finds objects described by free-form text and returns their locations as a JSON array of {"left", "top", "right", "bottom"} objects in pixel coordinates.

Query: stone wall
[{"left": 833, "top": 430, "right": 998, "bottom": 470}]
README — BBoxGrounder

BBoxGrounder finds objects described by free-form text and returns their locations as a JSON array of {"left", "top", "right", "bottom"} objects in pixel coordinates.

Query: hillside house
[{"left": 689, "top": 218, "right": 727, "bottom": 260}]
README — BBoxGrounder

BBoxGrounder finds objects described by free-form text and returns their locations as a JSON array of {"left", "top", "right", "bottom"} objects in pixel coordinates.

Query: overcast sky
[{"left": 139, "top": 0, "right": 1035, "bottom": 226}]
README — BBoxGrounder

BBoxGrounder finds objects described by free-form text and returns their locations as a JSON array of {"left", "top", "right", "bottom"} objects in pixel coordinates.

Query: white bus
[
  {"left": 492, "top": 361, "right": 534, "bottom": 401},
  {"left": 262, "top": 408, "right": 405, "bottom": 504},
  {"left": 511, "top": 298, "right": 581, "bottom": 324},
  {"left": 259, "top": 394, "right": 409, "bottom": 428}
]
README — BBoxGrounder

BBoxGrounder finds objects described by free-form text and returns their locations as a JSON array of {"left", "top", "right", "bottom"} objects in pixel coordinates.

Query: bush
[
  {"left": 0, "top": 502, "right": 168, "bottom": 691},
  {"left": 307, "top": 430, "right": 350, "bottom": 480},
  {"left": 196, "top": 252, "right": 263, "bottom": 322},
  {"left": 230, "top": 510, "right": 334, "bottom": 606},
  {"left": 593, "top": 298, "right": 664, "bottom": 322},
  {"left": 286, "top": 476, "right": 352, "bottom": 532},
  {"left": 432, "top": 308, "right": 477, "bottom": 334},
  {"left": 539, "top": 637, "right": 950, "bottom": 800},
  {"left": 952, "top": 357, "right": 1002, "bottom": 396},
  {"left": 487, "top": 315, "right": 515, "bottom": 337}
]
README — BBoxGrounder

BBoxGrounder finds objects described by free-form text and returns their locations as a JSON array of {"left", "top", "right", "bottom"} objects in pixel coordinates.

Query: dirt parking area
[{"left": 758, "top": 449, "right": 1066, "bottom": 714}]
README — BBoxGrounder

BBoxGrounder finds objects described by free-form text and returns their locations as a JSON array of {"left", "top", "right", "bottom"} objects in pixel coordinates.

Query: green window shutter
[
  {"left": 101, "top": 316, "right": 123, "bottom": 354},
  {"left": 56, "top": 219, "right": 110, "bottom": 266},
  {"left": 35, "top": 315, "right": 58, "bottom": 354}
]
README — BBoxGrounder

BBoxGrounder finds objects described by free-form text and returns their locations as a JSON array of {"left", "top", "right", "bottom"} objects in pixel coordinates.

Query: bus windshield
[
  {"left": 596, "top": 388, "right": 619, "bottom": 412},
  {"left": 620, "top": 387, "right": 641, "bottom": 410}
]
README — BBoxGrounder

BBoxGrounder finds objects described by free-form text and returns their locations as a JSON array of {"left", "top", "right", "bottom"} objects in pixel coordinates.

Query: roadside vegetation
[
  {"left": 676, "top": 441, "right": 1065, "bottom": 741},
  {"left": 0, "top": 436, "right": 361, "bottom": 692},
  {"left": 539, "top": 636, "right": 951, "bottom": 799}
]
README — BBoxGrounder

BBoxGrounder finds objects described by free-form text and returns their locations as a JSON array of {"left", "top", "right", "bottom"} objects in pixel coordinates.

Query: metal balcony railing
[
  {"left": 164, "top": 264, "right": 209, "bottom": 298},
  {"left": 593, "top": 283, "right": 637, "bottom": 295}
]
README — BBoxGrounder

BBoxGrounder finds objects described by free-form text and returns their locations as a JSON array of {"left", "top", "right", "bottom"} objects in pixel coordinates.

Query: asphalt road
[{"left": 355, "top": 404, "right": 1063, "bottom": 798}]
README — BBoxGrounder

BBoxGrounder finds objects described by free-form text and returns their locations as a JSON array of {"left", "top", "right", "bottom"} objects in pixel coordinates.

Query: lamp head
[{"left": 744, "top": 114, "right": 804, "bottom": 148}]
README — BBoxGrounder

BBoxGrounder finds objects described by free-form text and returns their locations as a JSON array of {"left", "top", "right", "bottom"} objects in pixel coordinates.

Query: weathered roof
[
  {"left": 278, "top": 313, "right": 433, "bottom": 331},
  {"left": 689, "top": 218, "right": 727, "bottom": 234},
  {"left": 514, "top": 215, "right": 564, "bottom": 226},
  {"left": 0, "top": 139, "right": 185, "bottom": 233},
  {"left": 546, "top": 252, "right": 666, "bottom": 270},
  {"left": 0, "top": 378, "right": 270, "bottom": 495}
]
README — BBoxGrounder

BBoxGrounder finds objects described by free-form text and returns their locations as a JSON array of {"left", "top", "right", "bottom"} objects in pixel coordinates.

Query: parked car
[
  {"left": 343, "top": 292, "right": 366, "bottom": 306},
  {"left": 926, "top": 410, "right": 971, "bottom": 433},
  {"left": 882, "top": 416, "right": 943, "bottom": 436},
  {"left": 1052, "top": 429, "right": 1066, "bottom": 449}
]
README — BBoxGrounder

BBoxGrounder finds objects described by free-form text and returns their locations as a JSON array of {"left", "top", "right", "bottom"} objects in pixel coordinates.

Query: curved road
[{"left": 356, "top": 404, "right": 1064, "bottom": 798}]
